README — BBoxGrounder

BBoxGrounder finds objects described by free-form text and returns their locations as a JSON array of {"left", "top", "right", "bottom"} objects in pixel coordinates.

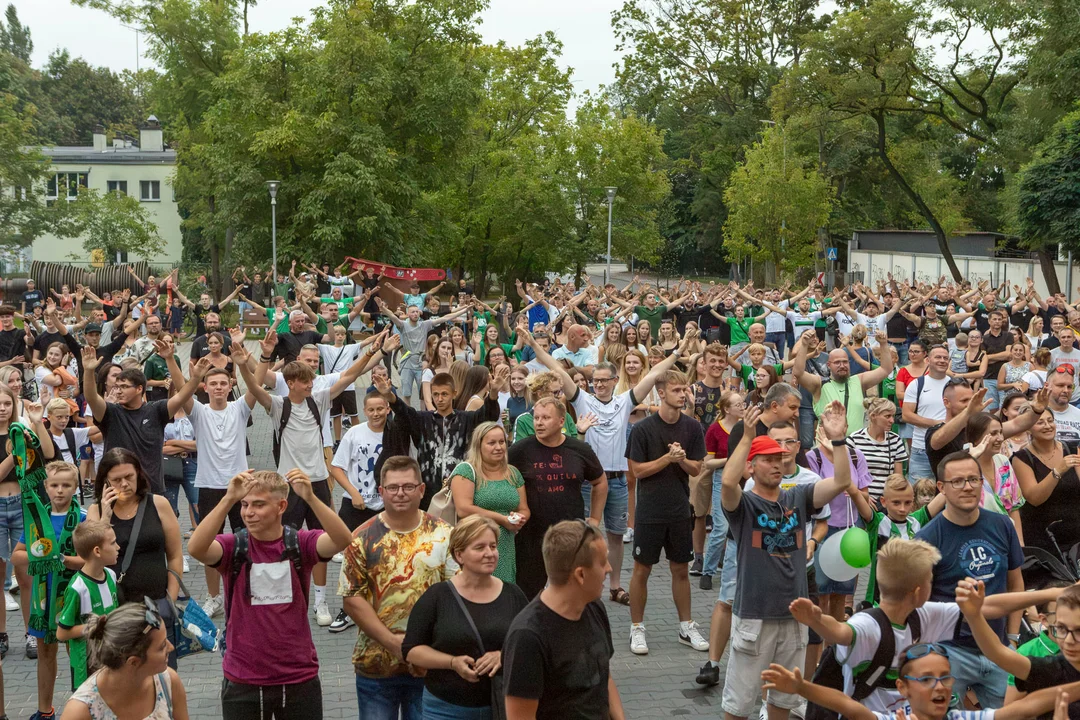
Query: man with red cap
[{"left": 716, "top": 400, "right": 852, "bottom": 720}]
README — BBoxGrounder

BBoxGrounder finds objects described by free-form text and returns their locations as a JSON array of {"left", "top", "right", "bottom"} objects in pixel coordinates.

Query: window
[
  {"left": 46, "top": 172, "right": 87, "bottom": 207},
  {"left": 140, "top": 180, "right": 160, "bottom": 202},
  {"left": 107, "top": 180, "right": 128, "bottom": 195}
]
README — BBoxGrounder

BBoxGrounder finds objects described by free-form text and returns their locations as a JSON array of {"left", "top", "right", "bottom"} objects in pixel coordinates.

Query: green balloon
[{"left": 839, "top": 527, "right": 872, "bottom": 568}]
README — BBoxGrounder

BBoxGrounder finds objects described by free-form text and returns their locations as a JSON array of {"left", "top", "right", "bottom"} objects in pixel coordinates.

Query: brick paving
[{"left": 2, "top": 341, "right": 735, "bottom": 719}]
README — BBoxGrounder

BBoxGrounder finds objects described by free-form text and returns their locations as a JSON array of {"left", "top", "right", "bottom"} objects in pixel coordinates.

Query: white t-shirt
[
  {"left": 874, "top": 708, "right": 994, "bottom": 720},
  {"left": 1053, "top": 404, "right": 1080, "bottom": 446},
  {"left": 331, "top": 423, "right": 385, "bottom": 511},
  {"left": 48, "top": 426, "right": 90, "bottom": 465},
  {"left": 786, "top": 310, "right": 821, "bottom": 341},
  {"left": 903, "top": 375, "right": 950, "bottom": 450},
  {"left": 267, "top": 387, "right": 332, "bottom": 480},
  {"left": 836, "top": 602, "right": 962, "bottom": 713},
  {"left": 317, "top": 343, "right": 364, "bottom": 375},
  {"left": 273, "top": 373, "right": 340, "bottom": 447},
  {"left": 571, "top": 389, "right": 636, "bottom": 472},
  {"left": 34, "top": 365, "right": 58, "bottom": 404},
  {"left": 764, "top": 300, "right": 789, "bottom": 333},
  {"left": 189, "top": 399, "right": 253, "bottom": 489},
  {"left": 1050, "top": 348, "right": 1080, "bottom": 401},
  {"left": 1022, "top": 369, "right": 1047, "bottom": 392}
]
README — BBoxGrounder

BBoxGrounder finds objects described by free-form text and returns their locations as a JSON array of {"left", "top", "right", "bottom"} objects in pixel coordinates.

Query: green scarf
[{"left": 11, "top": 422, "right": 78, "bottom": 643}]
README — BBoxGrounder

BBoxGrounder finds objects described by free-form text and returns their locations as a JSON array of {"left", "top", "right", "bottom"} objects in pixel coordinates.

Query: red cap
[{"left": 748, "top": 436, "right": 785, "bottom": 460}]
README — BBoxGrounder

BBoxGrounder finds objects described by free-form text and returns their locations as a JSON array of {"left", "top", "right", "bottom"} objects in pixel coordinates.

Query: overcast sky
[{"left": 12, "top": 0, "right": 625, "bottom": 101}]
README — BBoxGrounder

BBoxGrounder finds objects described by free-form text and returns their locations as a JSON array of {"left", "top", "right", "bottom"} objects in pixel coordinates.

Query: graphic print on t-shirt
[
  {"left": 958, "top": 539, "right": 1003, "bottom": 583},
  {"left": 752, "top": 503, "right": 804, "bottom": 558}
]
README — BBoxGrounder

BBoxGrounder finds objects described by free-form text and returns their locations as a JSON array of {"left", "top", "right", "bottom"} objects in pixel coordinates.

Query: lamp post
[
  {"left": 266, "top": 180, "right": 280, "bottom": 283},
  {"left": 604, "top": 187, "right": 617, "bottom": 285}
]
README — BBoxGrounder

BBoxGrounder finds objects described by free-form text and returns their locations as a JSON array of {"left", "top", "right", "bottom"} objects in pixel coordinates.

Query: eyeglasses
[
  {"left": 902, "top": 674, "right": 956, "bottom": 689},
  {"left": 1055, "top": 365, "right": 1075, "bottom": 376},
  {"left": 1049, "top": 624, "right": 1080, "bottom": 643},
  {"left": 142, "top": 596, "right": 162, "bottom": 635},
  {"left": 593, "top": 376, "right": 617, "bottom": 384},
  {"left": 774, "top": 439, "right": 800, "bottom": 447},
  {"left": 382, "top": 483, "right": 421, "bottom": 495},
  {"left": 942, "top": 476, "right": 981, "bottom": 489}
]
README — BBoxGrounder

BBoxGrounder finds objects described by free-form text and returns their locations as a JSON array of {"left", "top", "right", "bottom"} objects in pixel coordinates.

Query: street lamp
[
  {"left": 604, "top": 187, "right": 617, "bottom": 285},
  {"left": 266, "top": 181, "right": 280, "bottom": 282}
]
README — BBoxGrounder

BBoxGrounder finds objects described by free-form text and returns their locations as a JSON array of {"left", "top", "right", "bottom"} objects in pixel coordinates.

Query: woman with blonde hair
[
  {"left": 596, "top": 323, "right": 626, "bottom": 363},
  {"left": 403, "top": 515, "right": 527, "bottom": 720},
  {"left": 449, "top": 423, "right": 529, "bottom": 583},
  {"left": 448, "top": 360, "right": 470, "bottom": 404},
  {"left": 0, "top": 365, "right": 33, "bottom": 416},
  {"left": 61, "top": 602, "right": 189, "bottom": 719},
  {"left": 847, "top": 397, "right": 909, "bottom": 500},
  {"left": 449, "top": 326, "right": 473, "bottom": 365}
]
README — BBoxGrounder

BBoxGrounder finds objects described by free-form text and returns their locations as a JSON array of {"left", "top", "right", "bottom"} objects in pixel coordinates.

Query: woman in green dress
[{"left": 449, "top": 421, "right": 530, "bottom": 583}]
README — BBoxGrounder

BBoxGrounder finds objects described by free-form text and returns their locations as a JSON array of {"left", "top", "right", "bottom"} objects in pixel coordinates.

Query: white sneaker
[
  {"left": 201, "top": 594, "right": 224, "bottom": 618},
  {"left": 5, "top": 593, "right": 17, "bottom": 611},
  {"left": 623, "top": 528, "right": 634, "bottom": 544},
  {"left": 679, "top": 621, "right": 710, "bottom": 651},
  {"left": 182, "top": 555, "right": 190, "bottom": 573},
  {"left": 315, "top": 601, "right": 332, "bottom": 627},
  {"left": 629, "top": 624, "right": 648, "bottom": 655},
  {"left": 332, "top": 552, "right": 344, "bottom": 563}
]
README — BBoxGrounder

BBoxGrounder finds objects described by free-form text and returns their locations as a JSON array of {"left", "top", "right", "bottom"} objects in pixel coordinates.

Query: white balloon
[{"left": 818, "top": 530, "right": 859, "bottom": 582}]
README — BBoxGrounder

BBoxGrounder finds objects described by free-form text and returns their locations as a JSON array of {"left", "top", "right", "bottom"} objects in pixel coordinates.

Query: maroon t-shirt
[{"left": 705, "top": 422, "right": 731, "bottom": 459}]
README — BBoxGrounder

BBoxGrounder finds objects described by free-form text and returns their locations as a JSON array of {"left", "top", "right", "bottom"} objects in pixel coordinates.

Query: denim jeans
[
  {"left": 908, "top": 447, "right": 934, "bottom": 482},
  {"left": 983, "top": 379, "right": 1000, "bottom": 412},
  {"left": 702, "top": 469, "right": 727, "bottom": 577},
  {"left": 355, "top": 674, "right": 424, "bottom": 720},
  {"left": 163, "top": 457, "right": 200, "bottom": 524},
  {"left": 798, "top": 406, "right": 817, "bottom": 450},
  {"left": 943, "top": 642, "right": 1007, "bottom": 709},
  {"left": 582, "top": 473, "right": 629, "bottom": 535},
  {"left": 765, "top": 331, "right": 786, "bottom": 359},
  {"left": 401, "top": 365, "right": 424, "bottom": 399},
  {"left": 0, "top": 494, "right": 22, "bottom": 562},
  {"left": 890, "top": 340, "right": 910, "bottom": 367},
  {"left": 422, "top": 689, "right": 492, "bottom": 720}
]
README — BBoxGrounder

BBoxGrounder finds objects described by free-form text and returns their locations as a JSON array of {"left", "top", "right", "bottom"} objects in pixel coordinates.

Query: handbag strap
[
  {"left": 446, "top": 581, "right": 486, "bottom": 654},
  {"left": 119, "top": 493, "right": 149, "bottom": 581}
]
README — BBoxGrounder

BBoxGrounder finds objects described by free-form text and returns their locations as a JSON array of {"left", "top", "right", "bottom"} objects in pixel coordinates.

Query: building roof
[{"left": 40, "top": 146, "right": 176, "bottom": 165}]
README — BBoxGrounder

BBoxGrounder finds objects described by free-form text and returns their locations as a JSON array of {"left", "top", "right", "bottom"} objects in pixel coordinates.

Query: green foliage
[
  {"left": 0, "top": 92, "right": 55, "bottom": 248},
  {"left": 0, "top": 5, "right": 31, "bottom": 63},
  {"left": 1016, "top": 111, "right": 1080, "bottom": 253},
  {"left": 62, "top": 187, "right": 165, "bottom": 261},
  {"left": 723, "top": 127, "right": 832, "bottom": 282}
]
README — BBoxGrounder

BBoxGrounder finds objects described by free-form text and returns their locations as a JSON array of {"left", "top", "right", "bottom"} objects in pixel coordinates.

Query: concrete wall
[
  {"left": 31, "top": 161, "right": 182, "bottom": 266},
  {"left": 850, "top": 249, "right": 1071, "bottom": 302}
]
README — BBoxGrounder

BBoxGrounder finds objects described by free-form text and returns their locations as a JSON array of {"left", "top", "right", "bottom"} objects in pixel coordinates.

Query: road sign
[{"left": 826, "top": 247, "right": 838, "bottom": 261}]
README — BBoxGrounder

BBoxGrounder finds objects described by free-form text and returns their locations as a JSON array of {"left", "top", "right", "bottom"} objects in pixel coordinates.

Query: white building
[{"left": 30, "top": 116, "right": 181, "bottom": 268}]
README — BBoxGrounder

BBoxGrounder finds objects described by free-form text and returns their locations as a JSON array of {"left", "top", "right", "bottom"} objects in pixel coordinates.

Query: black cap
[{"left": 85, "top": 322, "right": 103, "bottom": 334}]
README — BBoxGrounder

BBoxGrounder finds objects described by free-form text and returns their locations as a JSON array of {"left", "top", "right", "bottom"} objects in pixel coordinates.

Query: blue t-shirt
[
  {"left": 19, "top": 508, "right": 87, "bottom": 546},
  {"left": 915, "top": 509, "right": 1023, "bottom": 648}
]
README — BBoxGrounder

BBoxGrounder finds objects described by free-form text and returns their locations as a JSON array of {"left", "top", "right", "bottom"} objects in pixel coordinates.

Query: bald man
[
  {"left": 552, "top": 324, "right": 599, "bottom": 378},
  {"left": 792, "top": 328, "right": 893, "bottom": 434}
]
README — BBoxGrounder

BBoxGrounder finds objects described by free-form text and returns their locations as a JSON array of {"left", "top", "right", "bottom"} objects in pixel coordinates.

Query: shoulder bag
[{"left": 447, "top": 581, "right": 507, "bottom": 720}]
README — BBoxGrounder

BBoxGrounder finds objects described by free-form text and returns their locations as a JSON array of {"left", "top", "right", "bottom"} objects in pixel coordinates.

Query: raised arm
[
  {"left": 857, "top": 332, "right": 894, "bottom": 390},
  {"left": 231, "top": 342, "right": 271, "bottom": 411},
  {"left": 955, "top": 579, "right": 1031, "bottom": 680},
  {"left": 520, "top": 327, "right": 578, "bottom": 398},
  {"left": 792, "top": 331, "right": 823, "bottom": 394},
  {"left": 811, "top": 403, "right": 853, "bottom": 507},
  {"left": 720, "top": 406, "right": 760, "bottom": 512},
  {"left": 81, "top": 346, "right": 106, "bottom": 421}
]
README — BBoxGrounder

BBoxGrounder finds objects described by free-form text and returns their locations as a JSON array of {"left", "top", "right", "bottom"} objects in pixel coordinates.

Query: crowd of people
[{"left": 2, "top": 263, "right": 1080, "bottom": 719}]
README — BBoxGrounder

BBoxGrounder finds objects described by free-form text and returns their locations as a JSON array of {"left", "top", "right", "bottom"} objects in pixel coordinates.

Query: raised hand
[
  {"left": 25, "top": 401, "right": 43, "bottom": 424},
  {"left": 153, "top": 338, "right": 174, "bottom": 360},
  {"left": 284, "top": 468, "right": 314, "bottom": 501},
  {"left": 229, "top": 326, "right": 246, "bottom": 347},
  {"left": 576, "top": 412, "right": 599, "bottom": 434},
  {"left": 192, "top": 357, "right": 213, "bottom": 380},
  {"left": 954, "top": 578, "right": 985, "bottom": 617},
  {"left": 260, "top": 328, "right": 278, "bottom": 357},
  {"left": 820, "top": 400, "right": 848, "bottom": 440},
  {"left": 761, "top": 663, "right": 803, "bottom": 695},
  {"left": 82, "top": 345, "right": 101, "bottom": 372},
  {"left": 743, "top": 405, "right": 763, "bottom": 438},
  {"left": 382, "top": 334, "right": 401, "bottom": 353}
]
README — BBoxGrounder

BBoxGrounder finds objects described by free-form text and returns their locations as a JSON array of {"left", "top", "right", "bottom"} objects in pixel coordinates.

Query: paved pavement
[{"left": 2, "top": 341, "right": 735, "bottom": 719}]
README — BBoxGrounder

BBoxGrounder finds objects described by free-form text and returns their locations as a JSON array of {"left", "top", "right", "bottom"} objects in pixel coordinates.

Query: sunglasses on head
[
  {"left": 142, "top": 596, "right": 162, "bottom": 635},
  {"left": 1055, "top": 365, "right": 1075, "bottom": 376}
]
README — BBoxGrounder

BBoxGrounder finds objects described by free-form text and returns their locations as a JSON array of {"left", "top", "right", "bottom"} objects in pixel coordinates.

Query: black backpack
[
  {"left": 272, "top": 395, "right": 323, "bottom": 465},
  {"left": 49, "top": 427, "right": 78, "bottom": 465},
  {"left": 804, "top": 607, "right": 922, "bottom": 720}
]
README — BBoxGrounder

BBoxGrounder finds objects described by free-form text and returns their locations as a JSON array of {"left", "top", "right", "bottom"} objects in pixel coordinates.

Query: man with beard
[
  {"left": 190, "top": 312, "right": 233, "bottom": 361},
  {"left": 793, "top": 328, "right": 894, "bottom": 433}
]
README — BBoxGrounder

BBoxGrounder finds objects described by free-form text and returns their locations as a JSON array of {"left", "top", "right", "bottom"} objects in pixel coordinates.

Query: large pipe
[{"left": 0, "top": 261, "right": 153, "bottom": 298}]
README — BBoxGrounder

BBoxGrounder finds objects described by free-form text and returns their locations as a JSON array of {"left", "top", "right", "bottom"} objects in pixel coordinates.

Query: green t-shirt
[
  {"left": 1008, "top": 633, "right": 1060, "bottom": 686},
  {"left": 726, "top": 316, "right": 756, "bottom": 346},
  {"left": 635, "top": 305, "right": 666, "bottom": 340},
  {"left": 478, "top": 342, "right": 516, "bottom": 366},
  {"left": 512, "top": 411, "right": 578, "bottom": 443},
  {"left": 738, "top": 363, "right": 784, "bottom": 389},
  {"left": 265, "top": 308, "right": 291, "bottom": 334},
  {"left": 320, "top": 296, "right": 350, "bottom": 318},
  {"left": 813, "top": 375, "right": 865, "bottom": 434},
  {"left": 273, "top": 281, "right": 292, "bottom": 300},
  {"left": 58, "top": 569, "right": 120, "bottom": 687}
]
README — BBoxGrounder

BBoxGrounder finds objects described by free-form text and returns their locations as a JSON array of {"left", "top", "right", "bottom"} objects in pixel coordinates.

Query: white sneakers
[
  {"left": 332, "top": 552, "right": 345, "bottom": 564},
  {"left": 5, "top": 593, "right": 17, "bottom": 612},
  {"left": 315, "top": 601, "right": 333, "bottom": 627},
  {"left": 182, "top": 555, "right": 190, "bottom": 573},
  {"left": 630, "top": 624, "right": 649, "bottom": 655},
  {"left": 630, "top": 621, "right": 709, "bottom": 655},
  {"left": 201, "top": 594, "right": 224, "bottom": 618},
  {"left": 679, "top": 621, "right": 710, "bottom": 652},
  {"left": 622, "top": 528, "right": 634, "bottom": 544}
]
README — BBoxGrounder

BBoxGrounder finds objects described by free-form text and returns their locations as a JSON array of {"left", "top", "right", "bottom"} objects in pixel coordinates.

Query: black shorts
[
  {"left": 339, "top": 497, "right": 378, "bottom": 532},
  {"left": 331, "top": 390, "right": 358, "bottom": 418},
  {"left": 197, "top": 487, "right": 245, "bottom": 535},
  {"left": 283, "top": 479, "right": 333, "bottom": 531},
  {"left": 632, "top": 517, "right": 694, "bottom": 566}
]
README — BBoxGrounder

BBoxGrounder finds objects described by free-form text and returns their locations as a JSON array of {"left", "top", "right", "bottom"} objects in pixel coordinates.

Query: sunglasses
[
  {"left": 142, "top": 596, "right": 162, "bottom": 635},
  {"left": 902, "top": 642, "right": 949, "bottom": 664},
  {"left": 1055, "top": 365, "right": 1075, "bottom": 376},
  {"left": 571, "top": 519, "right": 601, "bottom": 565}
]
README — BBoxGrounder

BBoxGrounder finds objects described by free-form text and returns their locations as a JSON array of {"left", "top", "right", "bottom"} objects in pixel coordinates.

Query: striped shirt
[{"left": 846, "top": 427, "right": 909, "bottom": 500}]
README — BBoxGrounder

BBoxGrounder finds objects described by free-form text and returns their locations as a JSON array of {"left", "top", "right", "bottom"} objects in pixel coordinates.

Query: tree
[
  {"left": 1016, "top": 111, "right": 1080, "bottom": 278},
  {"left": 0, "top": 4, "right": 31, "bottom": 64},
  {"left": 64, "top": 187, "right": 164, "bottom": 262},
  {"left": 723, "top": 126, "right": 832, "bottom": 283},
  {"left": 0, "top": 92, "right": 55, "bottom": 248}
]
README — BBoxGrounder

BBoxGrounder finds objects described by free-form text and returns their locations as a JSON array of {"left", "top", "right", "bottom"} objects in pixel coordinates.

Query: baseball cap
[
  {"left": 748, "top": 436, "right": 785, "bottom": 460},
  {"left": 85, "top": 322, "right": 103, "bottom": 334}
]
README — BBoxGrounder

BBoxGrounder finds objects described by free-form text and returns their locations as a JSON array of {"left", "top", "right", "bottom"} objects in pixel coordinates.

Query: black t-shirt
[
  {"left": 21, "top": 290, "right": 43, "bottom": 312},
  {"left": 0, "top": 328, "right": 26, "bottom": 363},
  {"left": 190, "top": 304, "right": 222, "bottom": 338},
  {"left": 1011, "top": 307, "right": 1038, "bottom": 332},
  {"left": 503, "top": 597, "right": 614, "bottom": 720},
  {"left": 99, "top": 400, "right": 171, "bottom": 494},
  {"left": 270, "top": 330, "right": 324, "bottom": 365},
  {"left": 973, "top": 307, "right": 993, "bottom": 334},
  {"left": 190, "top": 333, "right": 233, "bottom": 361},
  {"left": 982, "top": 328, "right": 1010, "bottom": 380},
  {"left": 671, "top": 306, "right": 703, "bottom": 335},
  {"left": 509, "top": 436, "right": 604, "bottom": 533},
  {"left": 626, "top": 412, "right": 706, "bottom": 523},
  {"left": 1014, "top": 654, "right": 1080, "bottom": 719},
  {"left": 33, "top": 329, "right": 64, "bottom": 357},
  {"left": 886, "top": 312, "right": 914, "bottom": 340},
  {"left": 402, "top": 581, "right": 528, "bottom": 707},
  {"left": 924, "top": 422, "right": 963, "bottom": 480}
]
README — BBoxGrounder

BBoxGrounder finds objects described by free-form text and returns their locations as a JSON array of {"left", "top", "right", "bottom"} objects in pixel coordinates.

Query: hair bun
[{"left": 85, "top": 612, "right": 108, "bottom": 641}]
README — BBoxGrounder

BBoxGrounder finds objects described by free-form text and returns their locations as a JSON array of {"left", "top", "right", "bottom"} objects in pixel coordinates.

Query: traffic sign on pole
[{"left": 826, "top": 247, "right": 838, "bottom": 261}]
